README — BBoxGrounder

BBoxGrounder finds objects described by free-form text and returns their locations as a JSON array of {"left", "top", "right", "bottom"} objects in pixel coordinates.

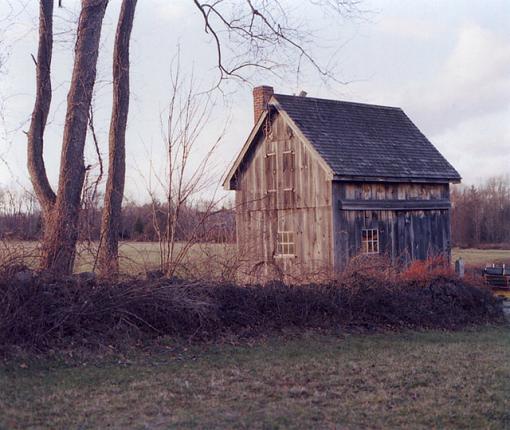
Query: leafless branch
[{"left": 192, "top": 0, "right": 361, "bottom": 86}]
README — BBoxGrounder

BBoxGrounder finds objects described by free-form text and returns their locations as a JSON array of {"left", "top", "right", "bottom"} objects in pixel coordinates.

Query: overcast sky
[{"left": 1, "top": 0, "right": 509, "bottom": 203}]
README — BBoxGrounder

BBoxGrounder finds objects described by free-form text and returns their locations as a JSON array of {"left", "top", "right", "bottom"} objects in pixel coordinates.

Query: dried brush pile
[{"left": 0, "top": 262, "right": 504, "bottom": 352}]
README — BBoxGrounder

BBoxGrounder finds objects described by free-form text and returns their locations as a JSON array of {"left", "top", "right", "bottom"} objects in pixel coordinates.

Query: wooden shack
[{"left": 223, "top": 86, "right": 461, "bottom": 279}]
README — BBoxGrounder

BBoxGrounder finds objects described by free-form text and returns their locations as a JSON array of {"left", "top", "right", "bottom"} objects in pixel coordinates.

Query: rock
[
  {"left": 76, "top": 271, "right": 97, "bottom": 283},
  {"left": 146, "top": 269, "right": 164, "bottom": 280},
  {"left": 14, "top": 270, "right": 34, "bottom": 283}
]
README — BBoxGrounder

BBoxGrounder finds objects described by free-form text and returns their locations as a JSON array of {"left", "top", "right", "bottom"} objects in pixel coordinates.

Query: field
[
  {"left": 114, "top": 244, "right": 510, "bottom": 270},
  {"left": 3, "top": 241, "right": 509, "bottom": 275},
  {"left": 452, "top": 248, "right": 510, "bottom": 267},
  {"left": 78, "top": 244, "right": 510, "bottom": 272},
  {"left": 0, "top": 241, "right": 237, "bottom": 277},
  {"left": 1, "top": 327, "right": 509, "bottom": 429}
]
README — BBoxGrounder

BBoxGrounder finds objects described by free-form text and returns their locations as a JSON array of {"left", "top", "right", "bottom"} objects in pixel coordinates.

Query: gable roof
[
  {"left": 273, "top": 94, "right": 461, "bottom": 182},
  {"left": 223, "top": 93, "right": 461, "bottom": 189}
]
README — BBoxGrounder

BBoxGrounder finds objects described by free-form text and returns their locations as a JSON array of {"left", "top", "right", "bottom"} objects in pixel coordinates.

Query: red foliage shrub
[{"left": 402, "top": 256, "right": 454, "bottom": 281}]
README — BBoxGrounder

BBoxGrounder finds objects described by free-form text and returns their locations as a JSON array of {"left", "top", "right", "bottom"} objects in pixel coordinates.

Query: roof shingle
[{"left": 272, "top": 94, "right": 461, "bottom": 181}]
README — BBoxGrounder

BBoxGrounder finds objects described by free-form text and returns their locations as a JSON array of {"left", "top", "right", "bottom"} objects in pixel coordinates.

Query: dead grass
[
  {"left": 1, "top": 327, "right": 509, "bottom": 429},
  {"left": 0, "top": 240, "right": 237, "bottom": 278},
  {"left": 453, "top": 247, "right": 510, "bottom": 266},
  {"left": 3, "top": 241, "right": 509, "bottom": 276}
]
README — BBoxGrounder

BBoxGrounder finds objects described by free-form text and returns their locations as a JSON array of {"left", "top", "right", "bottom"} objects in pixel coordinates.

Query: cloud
[
  {"left": 353, "top": 22, "right": 510, "bottom": 184},
  {"left": 432, "top": 108, "right": 510, "bottom": 184},
  {"left": 406, "top": 23, "right": 510, "bottom": 134},
  {"left": 152, "top": 0, "right": 189, "bottom": 22},
  {"left": 377, "top": 16, "right": 444, "bottom": 41}
]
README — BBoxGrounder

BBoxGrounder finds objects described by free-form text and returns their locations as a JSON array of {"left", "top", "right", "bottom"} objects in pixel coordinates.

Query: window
[
  {"left": 362, "top": 229, "right": 379, "bottom": 254},
  {"left": 277, "top": 231, "right": 295, "bottom": 256},
  {"left": 277, "top": 217, "right": 295, "bottom": 256}
]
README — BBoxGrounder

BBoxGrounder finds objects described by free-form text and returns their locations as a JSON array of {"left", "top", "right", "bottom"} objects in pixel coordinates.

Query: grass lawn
[{"left": 1, "top": 327, "right": 509, "bottom": 429}]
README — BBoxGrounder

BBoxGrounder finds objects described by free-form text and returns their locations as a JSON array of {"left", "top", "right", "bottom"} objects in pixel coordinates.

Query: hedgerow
[{"left": 0, "top": 264, "right": 503, "bottom": 352}]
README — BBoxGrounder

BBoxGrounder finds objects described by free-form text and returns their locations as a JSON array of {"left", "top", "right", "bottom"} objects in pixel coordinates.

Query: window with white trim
[
  {"left": 277, "top": 217, "right": 295, "bottom": 256},
  {"left": 361, "top": 228, "right": 379, "bottom": 254}
]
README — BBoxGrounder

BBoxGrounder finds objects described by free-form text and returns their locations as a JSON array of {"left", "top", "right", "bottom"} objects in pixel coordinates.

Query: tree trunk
[
  {"left": 27, "top": 0, "right": 56, "bottom": 222},
  {"left": 42, "top": 0, "right": 108, "bottom": 274},
  {"left": 97, "top": 0, "right": 137, "bottom": 276}
]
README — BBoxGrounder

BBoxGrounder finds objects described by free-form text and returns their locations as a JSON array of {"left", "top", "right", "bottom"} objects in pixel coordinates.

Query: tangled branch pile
[{"left": 0, "top": 264, "right": 504, "bottom": 352}]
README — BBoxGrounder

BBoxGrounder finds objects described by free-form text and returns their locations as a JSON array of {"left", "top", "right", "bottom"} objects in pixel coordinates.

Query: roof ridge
[{"left": 272, "top": 93, "right": 402, "bottom": 111}]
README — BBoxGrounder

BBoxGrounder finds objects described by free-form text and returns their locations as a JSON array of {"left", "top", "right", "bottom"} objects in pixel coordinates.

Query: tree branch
[{"left": 191, "top": 0, "right": 360, "bottom": 85}]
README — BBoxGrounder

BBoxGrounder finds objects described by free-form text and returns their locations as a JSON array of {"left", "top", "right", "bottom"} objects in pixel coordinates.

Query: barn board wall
[
  {"left": 332, "top": 182, "right": 451, "bottom": 270},
  {"left": 234, "top": 113, "right": 333, "bottom": 279}
]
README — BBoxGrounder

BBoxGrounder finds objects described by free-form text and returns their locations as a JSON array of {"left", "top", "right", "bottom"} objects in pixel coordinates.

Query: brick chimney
[{"left": 253, "top": 85, "right": 274, "bottom": 123}]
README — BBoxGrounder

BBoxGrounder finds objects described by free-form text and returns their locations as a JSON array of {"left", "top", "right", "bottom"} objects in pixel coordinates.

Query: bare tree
[
  {"left": 147, "top": 62, "right": 224, "bottom": 278},
  {"left": 97, "top": 0, "right": 137, "bottom": 276},
  {"left": 26, "top": 0, "right": 360, "bottom": 275},
  {"left": 28, "top": 0, "right": 108, "bottom": 274}
]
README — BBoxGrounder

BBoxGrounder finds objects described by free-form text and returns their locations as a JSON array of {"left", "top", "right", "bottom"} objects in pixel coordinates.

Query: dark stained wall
[{"left": 332, "top": 182, "right": 451, "bottom": 270}]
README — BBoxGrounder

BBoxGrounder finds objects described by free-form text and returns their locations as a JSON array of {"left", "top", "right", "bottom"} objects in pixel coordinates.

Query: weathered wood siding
[
  {"left": 332, "top": 182, "right": 451, "bottom": 270},
  {"left": 233, "top": 112, "right": 453, "bottom": 279},
  {"left": 233, "top": 113, "right": 333, "bottom": 280}
]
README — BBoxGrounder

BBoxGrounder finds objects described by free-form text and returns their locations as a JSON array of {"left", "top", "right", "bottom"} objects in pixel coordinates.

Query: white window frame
[
  {"left": 361, "top": 228, "right": 379, "bottom": 254},
  {"left": 277, "top": 230, "right": 295, "bottom": 256}
]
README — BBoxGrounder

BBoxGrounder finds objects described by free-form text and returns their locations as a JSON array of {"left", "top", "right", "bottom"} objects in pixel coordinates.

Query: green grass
[{"left": 1, "top": 327, "right": 509, "bottom": 429}]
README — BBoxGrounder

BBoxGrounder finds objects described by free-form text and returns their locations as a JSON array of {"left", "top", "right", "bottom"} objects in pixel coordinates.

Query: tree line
[
  {"left": 2, "top": 176, "right": 510, "bottom": 248},
  {"left": 451, "top": 176, "right": 510, "bottom": 248},
  {"left": 0, "top": 188, "right": 234, "bottom": 243}
]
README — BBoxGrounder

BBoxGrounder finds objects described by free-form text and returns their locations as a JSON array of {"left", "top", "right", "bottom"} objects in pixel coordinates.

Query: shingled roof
[{"left": 271, "top": 94, "right": 461, "bottom": 182}]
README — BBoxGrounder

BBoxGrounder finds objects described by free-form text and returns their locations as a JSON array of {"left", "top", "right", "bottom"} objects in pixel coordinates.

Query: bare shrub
[
  {"left": 0, "top": 241, "right": 40, "bottom": 278},
  {"left": 0, "top": 268, "right": 503, "bottom": 353}
]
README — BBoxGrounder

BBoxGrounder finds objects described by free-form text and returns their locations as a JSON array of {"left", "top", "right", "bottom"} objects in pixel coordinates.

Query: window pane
[{"left": 361, "top": 228, "right": 379, "bottom": 254}]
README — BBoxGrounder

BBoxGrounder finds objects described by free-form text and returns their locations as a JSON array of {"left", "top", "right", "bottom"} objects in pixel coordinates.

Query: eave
[
  {"left": 332, "top": 175, "right": 462, "bottom": 184},
  {"left": 339, "top": 198, "right": 452, "bottom": 211},
  {"left": 222, "top": 110, "right": 269, "bottom": 190}
]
